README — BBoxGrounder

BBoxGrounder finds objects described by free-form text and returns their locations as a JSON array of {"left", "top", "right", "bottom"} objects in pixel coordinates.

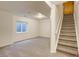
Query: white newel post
[{"left": 50, "top": 4, "right": 57, "bottom": 53}]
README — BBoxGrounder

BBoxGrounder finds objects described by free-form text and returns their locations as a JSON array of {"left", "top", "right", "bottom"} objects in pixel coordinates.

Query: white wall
[
  {"left": 0, "top": 10, "right": 40, "bottom": 47},
  {"left": 0, "top": 9, "right": 51, "bottom": 47},
  {"left": 50, "top": 4, "right": 57, "bottom": 53},
  {"left": 39, "top": 19, "right": 51, "bottom": 38},
  {"left": 55, "top": 4, "right": 63, "bottom": 49},
  {"left": 50, "top": 4, "right": 63, "bottom": 53},
  {"left": 74, "top": 1, "right": 79, "bottom": 54},
  {"left": 0, "top": 10, "right": 13, "bottom": 47},
  {"left": 13, "top": 16, "right": 40, "bottom": 42}
]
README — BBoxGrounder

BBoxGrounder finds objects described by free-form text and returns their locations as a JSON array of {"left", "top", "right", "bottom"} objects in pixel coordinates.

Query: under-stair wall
[
  {"left": 50, "top": 4, "right": 63, "bottom": 53},
  {"left": 55, "top": 4, "right": 63, "bottom": 50}
]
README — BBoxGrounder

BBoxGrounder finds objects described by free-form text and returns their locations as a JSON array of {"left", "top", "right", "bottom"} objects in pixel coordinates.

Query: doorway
[{"left": 63, "top": 1, "right": 74, "bottom": 15}]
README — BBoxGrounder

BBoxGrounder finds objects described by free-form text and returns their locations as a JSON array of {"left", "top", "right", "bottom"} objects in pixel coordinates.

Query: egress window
[{"left": 16, "top": 21, "right": 28, "bottom": 33}]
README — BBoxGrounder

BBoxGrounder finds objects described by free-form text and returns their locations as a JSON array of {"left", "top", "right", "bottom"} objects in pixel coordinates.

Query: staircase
[{"left": 57, "top": 14, "right": 78, "bottom": 56}]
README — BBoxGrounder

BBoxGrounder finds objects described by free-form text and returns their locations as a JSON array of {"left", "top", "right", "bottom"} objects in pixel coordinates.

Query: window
[{"left": 16, "top": 21, "right": 28, "bottom": 33}]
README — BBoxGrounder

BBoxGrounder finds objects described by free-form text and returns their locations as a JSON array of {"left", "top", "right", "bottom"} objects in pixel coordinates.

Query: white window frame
[{"left": 16, "top": 21, "right": 28, "bottom": 33}]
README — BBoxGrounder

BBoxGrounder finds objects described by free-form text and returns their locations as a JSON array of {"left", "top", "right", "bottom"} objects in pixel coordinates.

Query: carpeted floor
[{"left": 0, "top": 37, "right": 73, "bottom": 57}]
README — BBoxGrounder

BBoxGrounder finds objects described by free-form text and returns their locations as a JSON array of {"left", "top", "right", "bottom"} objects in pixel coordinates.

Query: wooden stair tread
[
  {"left": 62, "top": 27, "right": 75, "bottom": 29},
  {"left": 57, "top": 14, "right": 78, "bottom": 56},
  {"left": 63, "top": 21, "right": 74, "bottom": 22},
  {"left": 63, "top": 19, "right": 74, "bottom": 20},
  {"left": 60, "top": 32, "right": 76, "bottom": 36},
  {"left": 57, "top": 45, "right": 78, "bottom": 56},
  {"left": 62, "top": 25, "right": 75, "bottom": 26},
  {"left": 58, "top": 40, "right": 77, "bottom": 48},
  {"left": 56, "top": 51, "right": 76, "bottom": 57},
  {"left": 62, "top": 27, "right": 75, "bottom": 28},
  {"left": 63, "top": 23, "right": 74, "bottom": 24},
  {"left": 59, "top": 35, "right": 76, "bottom": 42},
  {"left": 62, "top": 25, "right": 75, "bottom": 27},
  {"left": 60, "top": 35, "right": 76, "bottom": 39},
  {"left": 61, "top": 30, "right": 75, "bottom": 32},
  {"left": 63, "top": 22, "right": 74, "bottom": 23}
]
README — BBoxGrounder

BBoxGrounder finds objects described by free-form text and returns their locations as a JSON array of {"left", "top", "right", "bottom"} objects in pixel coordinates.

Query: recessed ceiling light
[{"left": 34, "top": 13, "right": 46, "bottom": 19}]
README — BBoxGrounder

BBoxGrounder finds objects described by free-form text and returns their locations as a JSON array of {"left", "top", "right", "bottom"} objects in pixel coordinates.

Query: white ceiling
[
  {"left": 51, "top": 1, "right": 66, "bottom": 5},
  {"left": 0, "top": 1, "right": 50, "bottom": 20}
]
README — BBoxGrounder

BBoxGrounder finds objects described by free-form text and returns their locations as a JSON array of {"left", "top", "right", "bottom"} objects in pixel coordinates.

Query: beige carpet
[{"left": 0, "top": 37, "right": 74, "bottom": 57}]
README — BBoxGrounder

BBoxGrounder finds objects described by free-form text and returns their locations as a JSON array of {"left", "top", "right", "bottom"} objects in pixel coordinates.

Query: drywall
[
  {"left": 13, "top": 16, "right": 40, "bottom": 42},
  {"left": 55, "top": 4, "right": 63, "bottom": 50},
  {"left": 0, "top": 10, "right": 40, "bottom": 47},
  {"left": 50, "top": 4, "right": 57, "bottom": 53},
  {"left": 13, "top": 16, "right": 39, "bottom": 42},
  {"left": 74, "top": 1, "right": 79, "bottom": 54},
  {"left": 39, "top": 19, "right": 51, "bottom": 38},
  {"left": 50, "top": 4, "right": 63, "bottom": 53},
  {"left": 0, "top": 7, "right": 50, "bottom": 47},
  {"left": 0, "top": 10, "right": 13, "bottom": 47}
]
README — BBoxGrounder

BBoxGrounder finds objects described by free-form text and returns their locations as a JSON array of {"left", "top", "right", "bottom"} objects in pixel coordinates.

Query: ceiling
[
  {"left": 51, "top": 1, "right": 66, "bottom": 5},
  {"left": 0, "top": 1, "right": 50, "bottom": 20}
]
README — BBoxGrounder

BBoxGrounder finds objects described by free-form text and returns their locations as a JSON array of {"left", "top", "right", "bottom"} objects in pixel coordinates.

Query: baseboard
[
  {"left": 39, "top": 36, "right": 50, "bottom": 39},
  {"left": 0, "top": 36, "right": 50, "bottom": 48},
  {"left": 14, "top": 36, "right": 40, "bottom": 44},
  {"left": 0, "top": 36, "right": 39, "bottom": 48},
  {"left": 0, "top": 41, "right": 14, "bottom": 48}
]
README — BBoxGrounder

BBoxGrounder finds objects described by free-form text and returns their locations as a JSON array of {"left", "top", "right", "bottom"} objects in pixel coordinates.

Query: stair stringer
[{"left": 74, "top": 2, "right": 79, "bottom": 55}]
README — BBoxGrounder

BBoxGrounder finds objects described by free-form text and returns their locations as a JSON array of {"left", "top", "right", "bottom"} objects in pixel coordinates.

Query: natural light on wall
[{"left": 34, "top": 13, "right": 47, "bottom": 19}]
